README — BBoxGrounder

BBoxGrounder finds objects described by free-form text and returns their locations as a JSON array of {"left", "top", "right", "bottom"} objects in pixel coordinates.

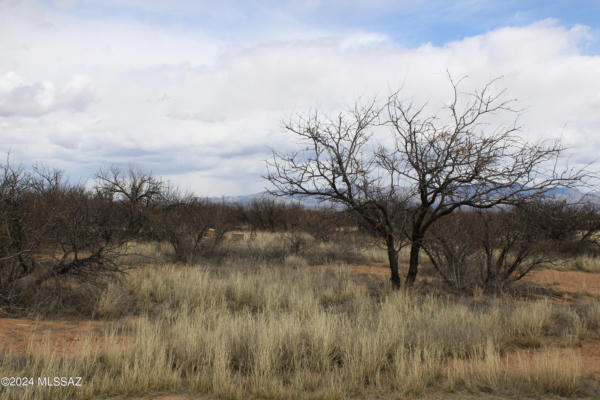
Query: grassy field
[{"left": 1, "top": 239, "right": 600, "bottom": 399}]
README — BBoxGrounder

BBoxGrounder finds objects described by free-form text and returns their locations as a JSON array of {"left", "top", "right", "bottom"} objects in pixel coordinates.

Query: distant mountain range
[
  {"left": 543, "top": 187, "right": 600, "bottom": 204},
  {"left": 206, "top": 192, "right": 331, "bottom": 208},
  {"left": 205, "top": 187, "right": 600, "bottom": 209}
]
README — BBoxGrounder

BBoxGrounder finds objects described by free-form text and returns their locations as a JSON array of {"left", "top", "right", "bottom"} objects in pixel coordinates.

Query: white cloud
[
  {"left": 0, "top": 3, "right": 598, "bottom": 195},
  {"left": 340, "top": 32, "right": 390, "bottom": 50},
  {"left": 0, "top": 72, "right": 94, "bottom": 116}
]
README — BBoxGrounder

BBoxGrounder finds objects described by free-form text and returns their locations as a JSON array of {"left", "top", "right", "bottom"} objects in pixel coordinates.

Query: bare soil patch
[
  {"left": 527, "top": 269, "right": 600, "bottom": 299},
  {"left": 0, "top": 317, "right": 105, "bottom": 356},
  {"left": 580, "top": 340, "right": 600, "bottom": 378}
]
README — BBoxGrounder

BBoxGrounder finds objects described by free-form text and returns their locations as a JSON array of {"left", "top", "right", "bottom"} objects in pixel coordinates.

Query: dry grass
[
  {"left": 119, "top": 240, "right": 175, "bottom": 266},
  {"left": 178, "top": 231, "right": 376, "bottom": 267},
  {"left": 448, "top": 346, "right": 581, "bottom": 396},
  {"left": 1, "top": 263, "right": 594, "bottom": 399},
  {"left": 559, "top": 255, "right": 600, "bottom": 273},
  {"left": 283, "top": 255, "right": 308, "bottom": 269},
  {"left": 509, "top": 299, "right": 553, "bottom": 337},
  {"left": 581, "top": 301, "right": 600, "bottom": 333}
]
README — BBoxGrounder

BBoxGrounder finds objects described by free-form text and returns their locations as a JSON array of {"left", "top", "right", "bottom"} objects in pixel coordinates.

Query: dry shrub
[
  {"left": 0, "top": 163, "right": 166, "bottom": 314},
  {"left": 547, "top": 306, "right": 584, "bottom": 343},
  {"left": 7, "top": 279, "right": 106, "bottom": 317}
]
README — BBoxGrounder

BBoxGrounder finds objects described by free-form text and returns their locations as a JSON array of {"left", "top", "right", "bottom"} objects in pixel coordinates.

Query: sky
[{"left": 1, "top": 0, "right": 599, "bottom": 196}]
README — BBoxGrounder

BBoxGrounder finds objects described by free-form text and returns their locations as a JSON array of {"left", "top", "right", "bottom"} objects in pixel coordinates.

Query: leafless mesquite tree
[
  {"left": 95, "top": 166, "right": 165, "bottom": 216},
  {"left": 95, "top": 166, "right": 168, "bottom": 240},
  {"left": 267, "top": 75, "right": 588, "bottom": 288},
  {"left": 382, "top": 76, "right": 588, "bottom": 285},
  {"left": 266, "top": 101, "right": 411, "bottom": 287}
]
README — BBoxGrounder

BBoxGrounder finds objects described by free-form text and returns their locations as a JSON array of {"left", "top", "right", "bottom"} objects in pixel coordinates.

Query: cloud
[
  {"left": 0, "top": 72, "right": 94, "bottom": 116},
  {"left": 0, "top": 2, "right": 598, "bottom": 195}
]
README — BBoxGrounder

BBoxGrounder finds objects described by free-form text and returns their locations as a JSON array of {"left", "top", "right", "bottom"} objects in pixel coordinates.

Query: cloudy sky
[{"left": 1, "top": 0, "right": 599, "bottom": 195}]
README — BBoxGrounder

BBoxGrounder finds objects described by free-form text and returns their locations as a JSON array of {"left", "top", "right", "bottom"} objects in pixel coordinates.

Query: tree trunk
[
  {"left": 405, "top": 233, "right": 423, "bottom": 286},
  {"left": 386, "top": 234, "right": 401, "bottom": 289}
]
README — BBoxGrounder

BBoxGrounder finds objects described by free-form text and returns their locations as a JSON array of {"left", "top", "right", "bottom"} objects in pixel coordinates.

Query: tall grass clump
[{"left": 509, "top": 300, "right": 553, "bottom": 338}]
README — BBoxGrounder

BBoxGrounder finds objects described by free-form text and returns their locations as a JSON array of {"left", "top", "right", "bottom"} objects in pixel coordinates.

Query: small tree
[
  {"left": 380, "top": 75, "right": 587, "bottom": 285},
  {"left": 267, "top": 76, "right": 587, "bottom": 287},
  {"left": 266, "top": 101, "right": 410, "bottom": 287},
  {"left": 95, "top": 166, "right": 165, "bottom": 234}
]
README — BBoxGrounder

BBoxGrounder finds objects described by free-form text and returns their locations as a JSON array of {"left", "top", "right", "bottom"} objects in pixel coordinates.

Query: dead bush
[
  {"left": 0, "top": 161, "right": 166, "bottom": 313},
  {"left": 423, "top": 201, "right": 585, "bottom": 294}
]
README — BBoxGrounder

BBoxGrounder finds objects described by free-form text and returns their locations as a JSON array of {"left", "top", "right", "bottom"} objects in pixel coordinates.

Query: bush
[
  {"left": 0, "top": 162, "right": 165, "bottom": 312},
  {"left": 423, "top": 201, "right": 588, "bottom": 294}
]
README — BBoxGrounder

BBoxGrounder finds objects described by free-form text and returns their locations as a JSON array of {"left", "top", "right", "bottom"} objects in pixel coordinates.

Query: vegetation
[
  {"left": 422, "top": 201, "right": 595, "bottom": 293},
  {"left": 266, "top": 75, "right": 588, "bottom": 288},
  {"left": 1, "top": 260, "right": 599, "bottom": 400}
]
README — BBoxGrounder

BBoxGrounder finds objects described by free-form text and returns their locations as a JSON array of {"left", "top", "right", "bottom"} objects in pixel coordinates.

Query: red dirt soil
[
  {"left": 0, "top": 318, "right": 105, "bottom": 356},
  {"left": 527, "top": 269, "right": 600, "bottom": 296},
  {"left": 580, "top": 341, "right": 600, "bottom": 378}
]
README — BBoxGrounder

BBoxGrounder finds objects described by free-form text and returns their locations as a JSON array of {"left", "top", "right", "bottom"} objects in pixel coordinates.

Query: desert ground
[{"left": 1, "top": 235, "right": 600, "bottom": 400}]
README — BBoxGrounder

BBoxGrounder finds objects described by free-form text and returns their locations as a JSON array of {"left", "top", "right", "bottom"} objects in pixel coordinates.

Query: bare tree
[
  {"left": 526, "top": 199, "right": 600, "bottom": 254},
  {"left": 266, "top": 102, "right": 410, "bottom": 287},
  {"left": 474, "top": 204, "right": 562, "bottom": 293},
  {"left": 267, "top": 75, "right": 588, "bottom": 288},
  {"left": 95, "top": 166, "right": 165, "bottom": 207},
  {"left": 0, "top": 159, "right": 39, "bottom": 301},
  {"left": 381, "top": 75, "right": 587, "bottom": 285},
  {"left": 95, "top": 166, "right": 166, "bottom": 234}
]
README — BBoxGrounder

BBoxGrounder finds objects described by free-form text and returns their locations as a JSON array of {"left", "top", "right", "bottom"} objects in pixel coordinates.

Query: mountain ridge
[{"left": 203, "top": 187, "right": 600, "bottom": 209}]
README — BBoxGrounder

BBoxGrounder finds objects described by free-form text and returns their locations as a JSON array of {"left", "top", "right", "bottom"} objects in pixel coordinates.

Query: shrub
[
  {"left": 423, "top": 201, "right": 587, "bottom": 294},
  {"left": 0, "top": 162, "right": 165, "bottom": 312}
]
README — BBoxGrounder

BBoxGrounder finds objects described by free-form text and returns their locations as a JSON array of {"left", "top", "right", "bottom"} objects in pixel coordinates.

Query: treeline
[
  {"left": 1, "top": 160, "right": 599, "bottom": 311},
  {"left": 0, "top": 162, "right": 354, "bottom": 309}
]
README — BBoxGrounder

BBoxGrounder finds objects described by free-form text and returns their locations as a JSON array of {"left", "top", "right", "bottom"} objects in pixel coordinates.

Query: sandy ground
[{"left": 527, "top": 269, "right": 600, "bottom": 297}]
